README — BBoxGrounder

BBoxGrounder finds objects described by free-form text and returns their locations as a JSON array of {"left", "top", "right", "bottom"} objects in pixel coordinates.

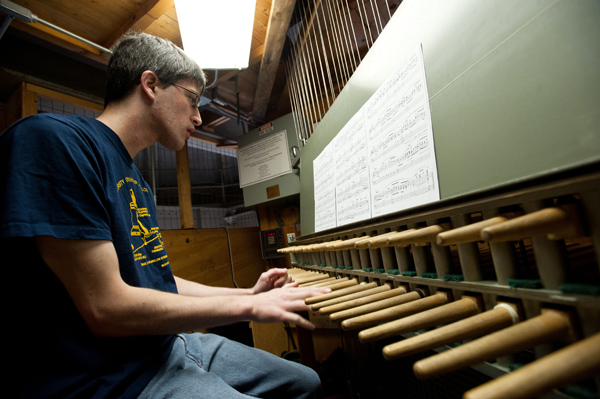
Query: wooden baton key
[
  {"left": 295, "top": 273, "right": 331, "bottom": 285},
  {"left": 313, "top": 284, "right": 395, "bottom": 312},
  {"left": 307, "top": 282, "right": 379, "bottom": 309},
  {"left": 302, "top": 277, "right": 349, "bottom": 288},
  {"left": 306, "top": 281, "right": 376, "bottom": 306},
  {"left": 358, "top": 295, "right": 482, "bottom": 343},
  {"left": 324, "top": 286, "right": 406, "bottom": 316},
  {"left": 481, "top": 205, "right": 585, "bottom": 242},
  {"left": 307, "top": 278, "right": 358, "bottom": 291},
  {"left": 413, "top": 308, "right": 578, "bottom": 380},
  {"left": 354, "top": 231, "right": 400, "bottom": 250},
  {"left": 330, "top": 236, "right": 372, "bottom": 250},
  {"left": 463, "top": 331, "right": 600, "bottom": 399},
  {"left": 298, "top": 276, "right": 338, "bottom": 287},
  {"left": 382, "top": 302, "right": 520, "bottom": 361},
  {"left": 329, "top": 288, "right": 419, "bottom": 322},
  {"left": 436, "top": 216, "right": 509, "bottom": 246},
  {"left": 341, "top": 291, "right": 450, "bottom": 331},
  {"left": 404, "top": 223, "right": 451, "bottom": 246}
]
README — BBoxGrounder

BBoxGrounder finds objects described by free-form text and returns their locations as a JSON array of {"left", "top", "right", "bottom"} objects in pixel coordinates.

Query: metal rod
[
  {"left": 357, "top": 0, "right": 374, "bottom": 49},
  {"left": 285, "top": 58, "right": 304, "bottom": 145},
  {"left": 335, "top": 0, "right": 358, "bottom": 76},
  {"left": 311, "top": 22, "right": 331, "bottom": 112},
  {"left": 384, "top": 0, "right": 393, "bottom": 20},
  {"left": 0, "top": 15, "right": 14, "bottom": 40},
  {"left": 286, "top": 30, "right": 304, "bottom": 141},
  {"left": 370, "top": 0, "right": 383, "bottom": 36},
  {"left": 293, "top": 12, "right": 316, "bottom": 138},
  {"left": 307, "top": 1, "right": 327, "bottom": 123},
  {"left": 334, "top": 0, "right": 355, "bottom": 82},
  {"left": 326, "top": 0, "right": 349, "bottom": 87},
  {"left": 290, "top": 13, "right": 312, "bottom": 141},
  {"left": 338, "top": 0, "right": 359, "bottom": 71},
  {"left": 344, "top": 0, "right": 362, "bottom": 63},
  {"left": 299, "top": 2, "right": 320, "bottom": 132},
  {"left": 35, "top": 17, "right": 113, "bottom": 54},
  {"left": 320, "top": 1, "right": 342, "bottom": 98},
  {"left": 314, "top": 1, "right": 337, "bottom": 105}
]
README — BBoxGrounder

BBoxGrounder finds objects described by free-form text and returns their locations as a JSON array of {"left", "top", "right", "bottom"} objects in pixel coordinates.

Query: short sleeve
[{"left": 0, "top": 115, "right": 112, "bottom": 240}]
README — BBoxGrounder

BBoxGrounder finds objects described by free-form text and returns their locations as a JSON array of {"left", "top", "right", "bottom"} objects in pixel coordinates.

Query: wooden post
[
  {"left": 176, "top": 141, "right": 194, "bottom": 229},
  {"left": 6, "top": 83, "right": 38, "bottom": 126}
]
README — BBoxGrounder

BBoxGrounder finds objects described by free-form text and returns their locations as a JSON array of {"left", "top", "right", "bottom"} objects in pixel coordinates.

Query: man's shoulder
[
  {"left": 5, "top": 113, "right": 89, "bottom": 135},
  {"left": 5, "top": 113, "right": 107, "bottom": 146}
]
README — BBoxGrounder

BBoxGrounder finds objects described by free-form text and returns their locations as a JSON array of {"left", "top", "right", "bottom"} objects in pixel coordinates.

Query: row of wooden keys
[
  {"left": 287, "top": 267, "right": 600, "bottom": 399},
  {"left": 279, "top": 205, "right": 599, "bottom": 399},
  {"left": 280, "top": 204, "right": 591, "bottom": 290}
]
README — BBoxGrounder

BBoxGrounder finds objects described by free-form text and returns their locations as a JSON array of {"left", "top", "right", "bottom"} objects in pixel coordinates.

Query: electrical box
[
  {"left": 259, "top": 228, "right": 285, "bottom": 259},
  {"left": 237, "top": 113, "right": 301, "bottom": 207}
]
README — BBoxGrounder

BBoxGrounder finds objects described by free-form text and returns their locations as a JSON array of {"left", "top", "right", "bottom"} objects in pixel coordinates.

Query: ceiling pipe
[
  {"left": 0, "top": 14, "right": 13, "bottom": 40},
  {"left": 0, "top": 0, "right": 112, "bottom": 54}
]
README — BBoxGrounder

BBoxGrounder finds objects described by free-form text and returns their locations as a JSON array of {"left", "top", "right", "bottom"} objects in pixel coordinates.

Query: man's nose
[{"left": 192, "top": 113, "right": 202, "bottom": 126}]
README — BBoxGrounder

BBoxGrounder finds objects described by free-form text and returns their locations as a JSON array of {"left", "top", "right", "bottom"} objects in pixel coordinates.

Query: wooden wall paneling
[
  {"left": 225, "top": 227, "right": 268, "bottom": 288},
  {"left": 164, "top": 228, "right": 234, "bottom": 288},
  {"left": 163, "top": 227, "right": 266, "bottom": 289}
]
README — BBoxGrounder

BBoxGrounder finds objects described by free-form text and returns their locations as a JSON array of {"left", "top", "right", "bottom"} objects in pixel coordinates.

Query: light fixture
[{"left": 174, "top": 0, "right": 257, "bottom": 70}]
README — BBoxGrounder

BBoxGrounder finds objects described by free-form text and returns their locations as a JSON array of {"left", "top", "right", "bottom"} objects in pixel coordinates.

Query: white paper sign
[{"left": 238, "top": 130, "right": 292, "bottom": 188}]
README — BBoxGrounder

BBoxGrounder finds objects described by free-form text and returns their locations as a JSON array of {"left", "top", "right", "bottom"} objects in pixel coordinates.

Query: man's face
[{"left": 154, "top": 79, "right": 202, "bottom": 151}]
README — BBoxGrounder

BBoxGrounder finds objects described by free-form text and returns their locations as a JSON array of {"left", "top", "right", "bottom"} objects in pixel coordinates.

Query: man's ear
[{"left": 140, "top": 70, "right": 159, "bottom": 101}]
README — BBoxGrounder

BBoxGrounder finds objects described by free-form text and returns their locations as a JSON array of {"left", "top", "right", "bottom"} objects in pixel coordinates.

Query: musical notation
[
  {"left": 314, "top": 142, "right": 337, "bottom": 232},
  {"left": 368, "top": 80, "right": 425, "bottom": 140},
  {"left": 338, "top": 195, "right": 371, "bottom": 225},
  {"left": 365, "top": 54, "right": 419, "bottom": 115},
  {"left": 337, "top": 175, "right": 370, "bottom": 203},
  {"left": 372, "top": 168, "right": 436, "bottom": 211},
  {"left": 371, "top": 135, "right": 431, "bottom": 185},
  {"left": 370, "top": 107, "right": 428, "bottom": 160},
  {"left": 313, "top": 45, "right": 439, "bottom": 232}
]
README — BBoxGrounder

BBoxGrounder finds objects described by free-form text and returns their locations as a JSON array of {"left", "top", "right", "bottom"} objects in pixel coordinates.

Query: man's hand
[
  {"left": 251, "top": 268, "right": 295, "bottom": 294},
  {"left": 249, "top": 285, "right": 330, "bottom": 330}
]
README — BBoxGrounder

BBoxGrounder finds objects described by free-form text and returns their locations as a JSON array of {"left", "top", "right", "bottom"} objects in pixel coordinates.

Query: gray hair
[{"left": 104, "top": 32, "right": 206, "bottom": 106}]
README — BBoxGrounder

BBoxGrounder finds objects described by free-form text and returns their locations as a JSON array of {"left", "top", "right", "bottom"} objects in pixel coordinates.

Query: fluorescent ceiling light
[{"left": 175, "top": 0, "right": 257, "bottom": 70}]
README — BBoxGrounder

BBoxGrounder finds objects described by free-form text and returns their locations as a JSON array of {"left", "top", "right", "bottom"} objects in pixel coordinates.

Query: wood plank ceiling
[
  {"left": 0, "top": 0, "right": 400, "bottom": 146},
  {"left": 0, "top": 0, "right": 291, "bottom": 146}
]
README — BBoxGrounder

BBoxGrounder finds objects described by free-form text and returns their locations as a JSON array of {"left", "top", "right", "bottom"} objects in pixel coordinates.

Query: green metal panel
[{"left": 300, "top": 0, "right": 600, "bottom": 235}]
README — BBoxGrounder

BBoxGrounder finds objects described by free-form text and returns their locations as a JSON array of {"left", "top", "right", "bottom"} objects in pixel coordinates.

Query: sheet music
[
  {"left": 365, "top": 45, "right": 439, "bottom": 217},
  {"left": 334, "top": 110, "right": 371, "bottom": 226},
  {"left": 313, "top": 45, "right": 439, "bottom": 231},
  {"left": 314, "top": 142, "right": 337, "bottom": 232}
]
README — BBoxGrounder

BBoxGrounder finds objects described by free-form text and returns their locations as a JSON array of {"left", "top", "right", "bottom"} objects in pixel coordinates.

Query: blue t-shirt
[{"left": 1, "top": 113, "right": 177, "bottom": 398}]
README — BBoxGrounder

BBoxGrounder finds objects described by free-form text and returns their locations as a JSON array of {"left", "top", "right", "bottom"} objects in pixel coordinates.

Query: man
[{"left": 1, "top": 32, "right": 328, "bottom": 398}]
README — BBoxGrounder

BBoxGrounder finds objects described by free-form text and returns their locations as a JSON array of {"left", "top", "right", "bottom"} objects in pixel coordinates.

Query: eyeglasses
[{"left": 171, "top": 83, "right": 201, "bottom": 109}]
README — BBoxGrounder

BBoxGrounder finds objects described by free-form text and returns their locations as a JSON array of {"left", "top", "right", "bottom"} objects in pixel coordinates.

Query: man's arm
[
  {"left": 174, "top": 268, "right": 297, "bottom": 297},
  {"left": 35, "top": 236, "right": 327, "bottom": 337}
]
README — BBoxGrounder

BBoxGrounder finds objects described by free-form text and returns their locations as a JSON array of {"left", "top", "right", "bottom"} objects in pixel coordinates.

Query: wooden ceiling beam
[
  {"left": 103, "top": 0, "right": 175, "bottom": 48},
  {"left": 251, "top": 0, "right": 296, "bottom": 120},
  {"left": 249, "top": 43, "right": 265, "bottom": 66},
  {"left": 191, "top": 131, "right": 237, "bottom": 150}
]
